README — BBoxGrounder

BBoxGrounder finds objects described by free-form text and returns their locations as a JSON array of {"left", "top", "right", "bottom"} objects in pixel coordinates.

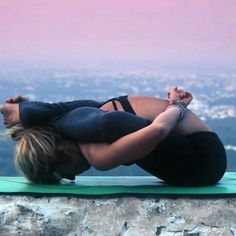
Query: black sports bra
[{"left": 106, "top": 96, "right": 136, "bottom": 115}]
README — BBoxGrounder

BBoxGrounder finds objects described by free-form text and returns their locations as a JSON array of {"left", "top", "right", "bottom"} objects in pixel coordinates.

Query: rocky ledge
[{"left": 0, "top": 195, "right": 236, "bottom": 236}]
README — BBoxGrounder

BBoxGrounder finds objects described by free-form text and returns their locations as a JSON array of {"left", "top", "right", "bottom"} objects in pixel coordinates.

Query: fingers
[
  {"left": 168, "top": 86, "right": 182, "bottom": 100},
  {"left": 167, "top": 87, "right": 193, "bottom": 106},
  {"left": 5, "top": 96, "right": 17, "bottom": 103},
  {"left": 167, "top": 86, "right": 178, "bottom": 98},
  {"left": 5, "top": 95, "right": 19, "bottom": 103},
  {"left": 177, "top": 89, "right": 184, "bottom": 94},
  {"left": 168, "top": 86, "right": 184, "bottom": 95},
  {"left": 185, "top": 91, "right": 193, "bottom": 98},
  {"left": 5, "top": 95, "right": 29, "bottom": 103},
  {"left": 180, "top": 92, "right": 193, "bottom": 99},
  {"left": 169, "top": 86, "right": 178, "bottom": 93}
]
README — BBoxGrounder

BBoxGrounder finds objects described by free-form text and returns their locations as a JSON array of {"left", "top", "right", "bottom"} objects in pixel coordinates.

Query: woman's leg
[{"left": 136, "top": 132, "right": 227, "bottom": 186}]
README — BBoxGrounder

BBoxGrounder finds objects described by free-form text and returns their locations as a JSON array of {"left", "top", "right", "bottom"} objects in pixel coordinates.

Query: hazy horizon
[{"left": 0, "top": 0, "right": 235, "bottom": 73}]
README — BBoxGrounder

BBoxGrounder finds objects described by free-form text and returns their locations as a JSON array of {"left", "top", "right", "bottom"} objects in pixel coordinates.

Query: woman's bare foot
[{"left": 0, "top": 103, "right": 20, "bottom": 128}]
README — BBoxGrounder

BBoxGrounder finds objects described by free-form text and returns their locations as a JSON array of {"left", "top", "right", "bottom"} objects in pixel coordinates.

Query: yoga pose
[{"left": 0, "top": 87, "right": 227, "bottom": 186}]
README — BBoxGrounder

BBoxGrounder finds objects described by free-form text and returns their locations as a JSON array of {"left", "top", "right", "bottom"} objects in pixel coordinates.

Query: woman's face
[
  {"left": 55, "top": 139, "right": 90, "bottom": 180},
  {"left": 56, "top": 139, "right": 79, "bottom": 154}
]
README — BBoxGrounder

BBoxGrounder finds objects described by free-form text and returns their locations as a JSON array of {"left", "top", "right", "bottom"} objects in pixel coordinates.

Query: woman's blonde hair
[{"left": 7, "top": 124, "right": 61, "bottom": 184}]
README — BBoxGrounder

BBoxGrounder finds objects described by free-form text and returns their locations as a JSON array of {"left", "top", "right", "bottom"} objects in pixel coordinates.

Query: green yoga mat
[{"left": 0, "top": 172, "right": 236, "bottom": 196}]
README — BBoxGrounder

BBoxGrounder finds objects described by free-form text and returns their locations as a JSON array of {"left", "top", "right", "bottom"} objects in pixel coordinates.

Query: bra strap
[
  {"left": 118, "top": 96, "right": 136, "bottom": 115},
  {"left": 111, "top": 100, "right": 118, "bottom": 110}
]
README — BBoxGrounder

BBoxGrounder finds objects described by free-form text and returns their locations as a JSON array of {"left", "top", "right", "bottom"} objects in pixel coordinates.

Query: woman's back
[{"left": 101, "top": 95, "right": 212, "bottom": 136}]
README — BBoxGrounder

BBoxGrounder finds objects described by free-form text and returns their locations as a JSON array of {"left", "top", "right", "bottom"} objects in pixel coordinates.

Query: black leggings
[
  {"left": 136, "top": 132, "right": 227, "bottom": 186},
  {"left": 117, "top": 96, "right": 227, "bottom": 186}
]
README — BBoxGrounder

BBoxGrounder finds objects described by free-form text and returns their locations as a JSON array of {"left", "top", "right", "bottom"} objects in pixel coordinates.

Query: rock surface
[{"left": 0, "top": 195, "right": 236, "bottom": 236}]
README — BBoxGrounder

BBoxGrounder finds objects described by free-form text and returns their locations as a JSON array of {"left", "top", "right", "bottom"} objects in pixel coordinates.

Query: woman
[{"left": 0, "top": 87, "right": 227, "bottom": 186}]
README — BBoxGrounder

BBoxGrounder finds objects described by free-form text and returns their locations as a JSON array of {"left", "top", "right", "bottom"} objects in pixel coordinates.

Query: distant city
[{"left": 0, "top": 68, "right": 235, "bottom": 176}]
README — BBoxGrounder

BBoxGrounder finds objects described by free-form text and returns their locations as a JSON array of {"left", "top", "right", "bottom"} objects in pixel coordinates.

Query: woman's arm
[
  {"left": 79, "top": 105, "right": 184, "bottom": 170},
  {"left": 79, "top": 87, "right": 193, "bottom": 170},
  {"left": 19, "top": 99, "right": 102, "bottom": 126},
  {"left": 0, "top": 96, "right": 102, "bottom": 127}
]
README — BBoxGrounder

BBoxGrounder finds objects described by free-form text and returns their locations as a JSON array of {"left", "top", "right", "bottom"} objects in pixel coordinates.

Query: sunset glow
[{"left": 0, "top": 0, "right": 235, "bottom": 69}]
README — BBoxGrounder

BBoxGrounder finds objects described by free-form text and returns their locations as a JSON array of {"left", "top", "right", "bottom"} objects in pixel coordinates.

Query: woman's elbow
[
  {"left": 84, "top": 144, "right": 119, "bottom": 171},
  {"left": 94, "top": 164, "right": 111, "bottom": 171},
  {"left": 90, "top": 161, "right": 112, "bottom": 171},
  {"left": 87, "top": 156, "right": 113, "bottom": 171},
  {"left": 151, "top": 124, "right": 169, "bottom": 140}
]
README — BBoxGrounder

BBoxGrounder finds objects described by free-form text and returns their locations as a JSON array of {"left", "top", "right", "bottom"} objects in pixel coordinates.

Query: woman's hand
[
  {"left": 179, "top": 91, "right": 193, "bottom": 107},
  {"left": 0, "top": 95, "right": 29, "bottom": 128},
  {"left": 0, "top": 103, "right": 20, "bottom": 128},
  {"left": 5, "top": 95, "right": 29, "bottom": 103},
  {"left": 167, "top": 87, "right": 193, "bottom": 108}
]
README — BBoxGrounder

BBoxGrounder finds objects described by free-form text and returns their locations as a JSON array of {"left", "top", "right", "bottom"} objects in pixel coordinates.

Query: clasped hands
[{"left": 167, "top": 86, "right": 193, "bottom": 107}]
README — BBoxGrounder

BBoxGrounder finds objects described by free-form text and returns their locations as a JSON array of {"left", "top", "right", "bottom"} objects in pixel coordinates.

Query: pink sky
[{"left": 0, "top": 0, "right": 235, "bottom": 69}]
